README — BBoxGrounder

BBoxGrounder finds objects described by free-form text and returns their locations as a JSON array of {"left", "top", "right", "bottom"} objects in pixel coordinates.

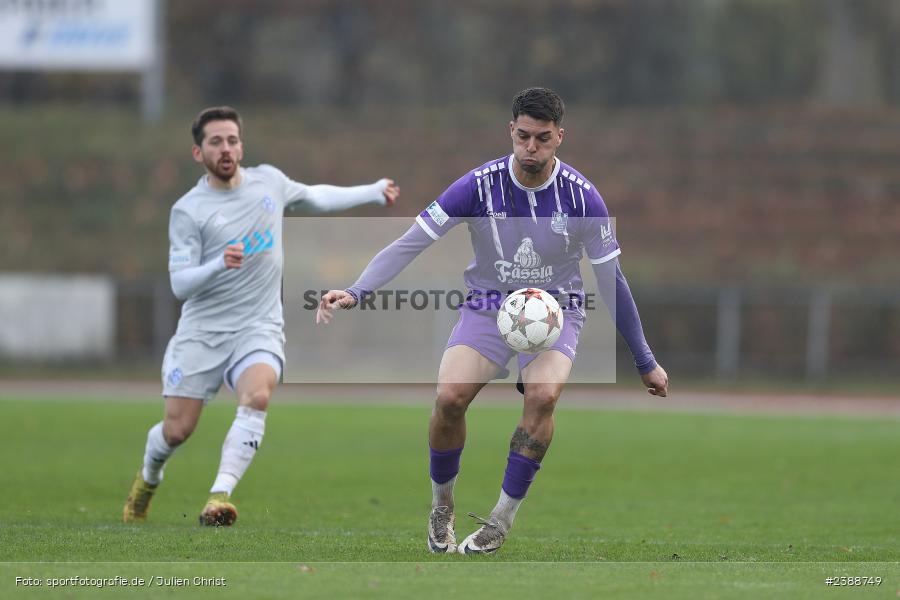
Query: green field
[{"left": 1, "top": 398, "right": 898, "bottom": 598}]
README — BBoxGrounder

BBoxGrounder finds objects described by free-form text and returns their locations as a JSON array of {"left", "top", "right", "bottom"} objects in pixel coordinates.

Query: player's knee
[
  {"left": 524, "top": 385, "right": 560, "bottom": 415},
  {"left": 240, "top": 388, "right": 270, "bottom": 411},
  {"left": 435, "top": 386, "right": 472, "bottom": 417},
  {"left": 163, "top": 422, "right": 194, "bottom": 447}
]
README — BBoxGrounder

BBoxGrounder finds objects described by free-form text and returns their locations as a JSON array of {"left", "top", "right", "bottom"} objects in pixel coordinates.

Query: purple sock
[
  {"left": 430, "top": 446, "right": 463, "bottom": 484},
  {"left": 501, "top": 452, "right": 541, "bottom": 499}
]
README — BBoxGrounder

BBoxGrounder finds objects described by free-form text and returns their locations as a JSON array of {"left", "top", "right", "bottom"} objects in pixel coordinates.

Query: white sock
[
  {"left": 432, "top": 476, "right": 457, "bottom": 509},
  {"left": 210, "top": 406, "right": 267, "bottom": 495},
  {"left": 142, "top": 422, "right": 175, "bottom": 485},
  {"left": 490, "top": 489, "right": 523, "bottom": 532}
]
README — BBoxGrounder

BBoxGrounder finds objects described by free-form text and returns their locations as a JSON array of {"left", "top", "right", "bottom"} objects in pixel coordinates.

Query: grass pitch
[{"left": 1, "top": 397, "right": 897, "bottom": 598}]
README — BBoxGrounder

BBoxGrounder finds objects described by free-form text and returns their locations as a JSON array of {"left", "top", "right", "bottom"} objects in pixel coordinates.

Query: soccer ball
[{"left": 496, "top": 288, "right": 564, "bottom": 353}]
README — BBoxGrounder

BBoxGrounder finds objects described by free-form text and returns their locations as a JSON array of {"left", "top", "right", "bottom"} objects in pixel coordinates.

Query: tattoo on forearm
[{"left": 509, "top": 427, "right": 549, "bottom": 461}]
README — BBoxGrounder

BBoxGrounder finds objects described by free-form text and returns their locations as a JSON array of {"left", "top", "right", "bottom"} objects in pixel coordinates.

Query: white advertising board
[
  {"left": 0, "top": 0, "right": 155, "bottom": 70},
  {"left": 0, "top": 274, "right": 116, "bottom": 360}
]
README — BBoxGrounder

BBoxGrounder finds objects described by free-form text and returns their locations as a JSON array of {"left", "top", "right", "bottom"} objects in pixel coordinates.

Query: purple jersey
[
  {"left": 415, "top": 155, "right": 620, "bottom": 299},
  {"left": 345, "top": 154, "right": 656, "bottom": 374}
]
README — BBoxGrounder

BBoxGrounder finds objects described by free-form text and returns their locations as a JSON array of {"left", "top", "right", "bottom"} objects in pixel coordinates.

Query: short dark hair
[
  {"left": 512, "top": 87, "right": 565, "bottom": 125},
  {"left": 191, "top": 106, "right": 242, "bottom": 145}
]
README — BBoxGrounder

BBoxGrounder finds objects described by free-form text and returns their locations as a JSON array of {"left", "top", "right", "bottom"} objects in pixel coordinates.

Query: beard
[{"left": 205, "top": 155, "right": 239, "bottom": 182}]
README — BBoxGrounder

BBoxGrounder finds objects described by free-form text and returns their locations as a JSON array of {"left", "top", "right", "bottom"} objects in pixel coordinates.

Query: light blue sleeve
[{"left": 258, "top": 164, "right": 388, "bottom": 213}]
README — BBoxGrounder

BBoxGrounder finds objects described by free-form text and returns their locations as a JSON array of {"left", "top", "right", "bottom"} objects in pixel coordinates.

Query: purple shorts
[{"left": 446, "top": 304, "right": 584, "bottom": 379}]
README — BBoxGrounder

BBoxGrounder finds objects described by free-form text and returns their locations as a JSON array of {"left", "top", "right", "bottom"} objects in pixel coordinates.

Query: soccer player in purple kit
[{"left": 318, "top": 88, "right": 668, "bottom": 554}]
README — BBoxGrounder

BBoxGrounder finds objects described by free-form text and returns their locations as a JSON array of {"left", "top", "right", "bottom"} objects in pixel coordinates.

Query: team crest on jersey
[
  {"left": 551, "top": 211, "right": 568, "bottom": 234},
  {"left": 494, "top": 237, "right": 554, "bottom": 284},
  {"left": 262, "top": 195, "right": 276, "bottom": 214}
]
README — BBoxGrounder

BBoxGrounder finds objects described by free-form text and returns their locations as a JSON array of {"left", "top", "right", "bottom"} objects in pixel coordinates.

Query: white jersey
[{"left": 167, "top": 164, "right": 384, "bottom": 335}]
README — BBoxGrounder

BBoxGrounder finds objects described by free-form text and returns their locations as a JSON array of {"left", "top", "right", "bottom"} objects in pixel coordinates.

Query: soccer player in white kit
[{"left": 123, "top": 106, "right": 400, "bottom": 526}]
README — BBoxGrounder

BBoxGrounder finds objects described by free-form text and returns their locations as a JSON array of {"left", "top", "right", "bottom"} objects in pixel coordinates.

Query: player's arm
[
  {"left": 317, "top": 175, "right": 473, "bottom": 323},
  {"left": 316, "top": 224, "right": 435, "bottom": 323},
  {"left": 582, "top": 192, "right": 668, "bottom": 396},
  {"left": 284, "top": 176, "right": 400, "bottom": 213},
  {"left": 591, "top": 258, "right": 668, "bottom": 396},
  {"left": 167, "top": 207, "right": 244, "bottom": 301},
  {"left": 170, "top": 243, "right": 244, "bottom": 300}
]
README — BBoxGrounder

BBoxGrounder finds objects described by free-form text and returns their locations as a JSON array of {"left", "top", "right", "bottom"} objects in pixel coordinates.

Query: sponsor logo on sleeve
[
  {"left": 600, "top": 221, "right": 614, "bottom": 247},
  {"left": 168, "top": 249, "right": 192, "bottom": 269},
  {"left": 425, "top": 201, "right": 450, "bottom": 227}
]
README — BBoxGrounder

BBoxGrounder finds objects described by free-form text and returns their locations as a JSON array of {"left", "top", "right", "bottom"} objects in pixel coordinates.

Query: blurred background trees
[
  {"left": 2, "top": 0, "right": 898, "bottom": 377},
  {"left": 3, "top": 0, "right": 900, "bottom": 109}
]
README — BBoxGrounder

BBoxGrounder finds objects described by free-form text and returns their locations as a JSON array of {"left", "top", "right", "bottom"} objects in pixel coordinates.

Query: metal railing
[{"left": 108, "top": 279, "right": 900, "bottom": 380}]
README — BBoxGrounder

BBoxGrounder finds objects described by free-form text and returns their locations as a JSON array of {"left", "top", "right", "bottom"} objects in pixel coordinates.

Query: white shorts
[
  {"left": 161, "top": 328, "right": 285, "bottom": 402},
  {"left": 224, "top": 350, "right": 283, "bottom": 390}
]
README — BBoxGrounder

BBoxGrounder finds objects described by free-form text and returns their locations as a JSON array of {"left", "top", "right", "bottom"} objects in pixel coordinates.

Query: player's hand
[
  {"left": 316, "top": 290, "right": 358, "bottom": 324},
  {"left": 224, "top": 242, "right": 244, "bottom": 269},
  {"left": 381, "top": 179, "right": 400, "bottom": 206},
  {"left": 641, "top": 365, "right": 668, "bottom": 397}
]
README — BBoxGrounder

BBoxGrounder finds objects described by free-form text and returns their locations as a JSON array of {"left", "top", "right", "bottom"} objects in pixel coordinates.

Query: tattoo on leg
[{"left": 509, "top": 427, "right": 549, "bottom": 461}]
